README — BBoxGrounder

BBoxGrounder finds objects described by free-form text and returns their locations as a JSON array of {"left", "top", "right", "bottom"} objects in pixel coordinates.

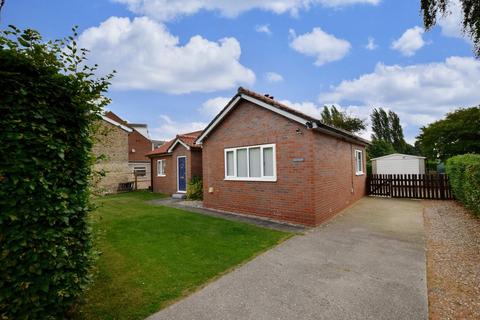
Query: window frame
[
  {"left": 224, "top": 143, "right": 277, "bottom": 182},
  {"left": 355, "top": 149, "right": 364, "bottom": 175},
  {"left": 157, "top": 159, "right": 166, "bottom": 177},
  {"left": 133, "top": 166, "right": 147, "bottom": 177}
]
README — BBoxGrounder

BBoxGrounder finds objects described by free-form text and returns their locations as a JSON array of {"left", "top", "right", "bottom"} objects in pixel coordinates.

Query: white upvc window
[
  {"left": 355, "top": 150, "right": 364, "bottom": 175},
  {"left": 224, "top": 144, "right": 276, "bottom": 182},
  {"left": 157, "top": 159, "right": 166, "bottom": 177}
]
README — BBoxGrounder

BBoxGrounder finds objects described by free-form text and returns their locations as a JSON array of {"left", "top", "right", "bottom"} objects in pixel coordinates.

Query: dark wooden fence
[{"left": 367, "top": 174, "right": 454, "bottom": 200}]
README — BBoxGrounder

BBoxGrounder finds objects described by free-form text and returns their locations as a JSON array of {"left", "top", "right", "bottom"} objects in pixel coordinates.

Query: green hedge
[
  {"left": 0, "top": 27, "right": 112, "bottom": 318},
  {"left": 446, "top": 154, "right": 480, "bottom": 216}
]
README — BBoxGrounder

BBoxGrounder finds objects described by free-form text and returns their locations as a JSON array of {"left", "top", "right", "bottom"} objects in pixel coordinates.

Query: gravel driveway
[
  {"left": 424, "top": 200, "right": 480, "bottom": 319},
  {"left": 147, "top": 197, "right": 427, "bottom": 320}
]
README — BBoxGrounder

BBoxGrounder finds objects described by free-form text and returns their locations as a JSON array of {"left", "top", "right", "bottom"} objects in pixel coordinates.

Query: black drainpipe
[{"left": 149, "top": 157, "right": 154, "bottom": 192}]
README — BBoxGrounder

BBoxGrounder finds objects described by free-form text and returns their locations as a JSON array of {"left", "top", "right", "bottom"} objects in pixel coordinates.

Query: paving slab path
[
  {"left": 148, "top": 197, "right": 428, "bottom": 320},
  {"left": 149, "top": 198, "right": 305, "bottom": 233}
]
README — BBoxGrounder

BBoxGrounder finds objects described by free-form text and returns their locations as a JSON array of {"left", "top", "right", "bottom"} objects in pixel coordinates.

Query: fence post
[
  {"left": 366, "top": 175, "right": 370, "bottom": 195},
  {"left": 439, "top": 174, "right": 445, "bottom": 200},
  {"left": 388, "top": 174, "right": 392, "bottom": 197}
]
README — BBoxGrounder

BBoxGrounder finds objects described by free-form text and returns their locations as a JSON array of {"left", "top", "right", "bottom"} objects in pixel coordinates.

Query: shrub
[
  {"left": 0, "top": 26, "right": 113, "bottom": 318},
  {"left": 186, "top": 176, "right": 203, "bottom": 200},
  {"left": 446, "top": 154, "right": 480, "bottom": 216}
]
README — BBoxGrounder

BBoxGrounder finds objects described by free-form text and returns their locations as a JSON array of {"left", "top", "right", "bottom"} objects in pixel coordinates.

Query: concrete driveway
[{"left": 148, "top": 197, "right": 428, "bottom": 320}]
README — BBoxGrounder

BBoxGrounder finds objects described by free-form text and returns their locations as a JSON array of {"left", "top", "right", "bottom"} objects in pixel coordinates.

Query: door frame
[{"left": 176, "top": 156, "right": 187, "bottom": 193}]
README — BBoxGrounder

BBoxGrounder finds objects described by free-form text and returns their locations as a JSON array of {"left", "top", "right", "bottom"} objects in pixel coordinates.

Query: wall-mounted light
[
  {"left": 131, "top": 148, "right": 136, "bottom": 153},
  {"left": 296, "top": 128, "right": 303, "bottom": 135}
]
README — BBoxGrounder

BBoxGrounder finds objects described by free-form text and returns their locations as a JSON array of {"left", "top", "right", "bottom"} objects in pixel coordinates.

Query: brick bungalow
[
  {"left": 195, "top": 87, "right": 370, "bottom": 226},
  {"left": 147, "top": 131, "right": 203, "bottom": 196}
]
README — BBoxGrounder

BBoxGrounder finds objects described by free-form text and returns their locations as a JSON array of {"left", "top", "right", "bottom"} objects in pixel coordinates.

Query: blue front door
[{"left": 177, "top": 157, "right": 186, "bottom": 192}]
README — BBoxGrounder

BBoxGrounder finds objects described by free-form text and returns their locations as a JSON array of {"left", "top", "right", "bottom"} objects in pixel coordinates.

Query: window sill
[
  {"left": 355, "top": 172, "right": 364, "bottom": 176},
  {"left": 157, "top": 175, "right": 166, "bottom": 177},
  {"left": 224, "top": 177, "right": 277, "bottom": 182}
]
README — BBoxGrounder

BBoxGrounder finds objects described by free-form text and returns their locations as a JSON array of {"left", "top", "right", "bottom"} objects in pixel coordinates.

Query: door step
[{"left": 172, "top": 193, "right": 186, "bottom": 199}]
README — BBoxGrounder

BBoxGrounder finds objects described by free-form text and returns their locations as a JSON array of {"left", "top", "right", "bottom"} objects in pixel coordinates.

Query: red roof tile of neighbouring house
[
  {"left": 104, "top": 111, "right": 128, "bottom": 125},
  {"left": 146, "top": 130, "right": 203, "bottom": 156}
]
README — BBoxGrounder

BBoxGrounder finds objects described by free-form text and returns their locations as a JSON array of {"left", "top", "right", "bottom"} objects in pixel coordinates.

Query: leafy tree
[
  {"left": 371, "top": 108, "right": 391, "bottom": 142},
  {"left": 320, "top": 105, "right": 366, "bottom": 134},
  {"left": 388, "top": 111, "right": 407, "bottom": 153},
  {"left": 0, "top": 25, "right": 113, "bottom": 318},
  {"left": 370, "top": 107, "right": 418, "bottom": 154},
  {"left": 421, "top": 0, "right": 480, "bottom": 58},
  {"left": 367, "top": 140, "right": 396, "bottom": 159},
  {"left": 403, "top": 143, "right": 421, "bottom": 156},
  {"left": 416, "top": 107, "right": 480, "bottom": 161}
]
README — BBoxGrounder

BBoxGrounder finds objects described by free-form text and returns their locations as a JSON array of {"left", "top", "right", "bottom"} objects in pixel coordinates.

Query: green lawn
[{"left": 75, "top": 191, "right": 291, "bottom": 320}]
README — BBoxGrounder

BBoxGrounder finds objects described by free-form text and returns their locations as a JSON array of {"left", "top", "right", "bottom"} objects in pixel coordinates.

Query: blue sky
[{"left": 3, "top": 0, "right": 479, "bottom": 142}]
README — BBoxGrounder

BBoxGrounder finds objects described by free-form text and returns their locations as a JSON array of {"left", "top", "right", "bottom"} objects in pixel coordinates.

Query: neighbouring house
[
  {"left": 371, "top": 153, "right": 426, "bottom": 175},
  {"left": 147, "top": 131, "right": 203, "bottom": 196},
  {"left": 151, "top": 139, "right": 165, "bottom": 149},
  {"left": 195, "top": 87, "right": 370, "bottom": 226},
  {"left": 92, "top": 115, "right": 133, "bottom": 194},
  {"left": 104, "top": 111, "right": 157, "bottom": 189}
]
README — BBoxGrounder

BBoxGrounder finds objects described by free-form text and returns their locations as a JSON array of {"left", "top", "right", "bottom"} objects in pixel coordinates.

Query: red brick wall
[
  {"left": 150, "top": 145, "right": 202, "bottom": 195},
  {"left": 190, "top": 149, "right": 203, "bottom": 178},
  {"left": 202, "top": 100, "right": 317, "bottom": 226},
  {"left": 312, "top": 134, "right": 367, "bottom": 225},
  {"left": 129, "top": 129, "right": 152, "bottom": 162},
  {"left": 104, "top": 111, "right": 152, "bottom": 162},
  {"left": 151, "top": 155, "right": 175, "bottom": 195},
  {"left": 201, "top": 99, "right": 367, "bottom": 226}
]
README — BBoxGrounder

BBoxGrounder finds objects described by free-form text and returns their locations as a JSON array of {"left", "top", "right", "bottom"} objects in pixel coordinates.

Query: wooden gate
[{"left": 367, "top": 174, "right": 454, "bottom": 200}]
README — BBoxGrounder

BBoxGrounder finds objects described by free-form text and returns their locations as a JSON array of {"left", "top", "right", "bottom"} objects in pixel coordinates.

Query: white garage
[{"left": 371, "top": 153, "right": 426, "bottom": 175}]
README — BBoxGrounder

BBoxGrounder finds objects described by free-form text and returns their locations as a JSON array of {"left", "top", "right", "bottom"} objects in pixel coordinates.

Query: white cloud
[
  {"left": 255, "top": 24, "right": 272, "bottom": 35},
  {"left": 265, "top": 72, "right": 284, "bottom": 83},
  {"left": 320, "top": 56, "right": 480, "bottom": 139},
  {"left": 199, "top": 96, "right": 231, "bottom": 118},
  {"left": 77, "top": 16, "right": 255, "bottom": 94},
  {"left": 114, "top": 0, "right": 381, "bottom": 21},
  {"left": 365, "top": 37, "right": 377, "bottom": 50},
  {"left": 280, "top": 100, "right": 323, "bottom": 119},
  {"left": 280, "top": 99, "right": 363, "bottom": 120},
  {"left": 391, "top": 26, "right": 426, "bottom": 56},
  {"left": 438, "top": 0, "right": 466, "bottom": 39},
  {"left": 151, "top": 115, "right": 207, "bottom": 141},
  {"left": 289, "top": 27, "right": 351, "bottom": 66}
]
